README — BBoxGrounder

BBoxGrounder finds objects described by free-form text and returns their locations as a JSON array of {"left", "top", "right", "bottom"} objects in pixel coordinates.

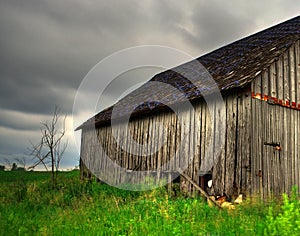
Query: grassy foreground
[{"left": 0, "top": 171, "right": 299, "bottom": 235}]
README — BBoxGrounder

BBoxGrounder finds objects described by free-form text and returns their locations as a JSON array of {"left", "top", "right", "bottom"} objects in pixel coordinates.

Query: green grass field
[{"left": 0, "top": 171, "right": 299, "bottom": 235}]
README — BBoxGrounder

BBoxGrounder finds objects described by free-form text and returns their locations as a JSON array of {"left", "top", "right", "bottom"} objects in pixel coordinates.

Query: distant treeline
[{"left": 0, "top": 163, "right": 26, "bottom": 171}]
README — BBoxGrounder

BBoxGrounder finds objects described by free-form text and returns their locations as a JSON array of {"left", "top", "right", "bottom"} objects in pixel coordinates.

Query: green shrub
[{"left": 264, "top": 191, "right": 300, "bottom": 236}]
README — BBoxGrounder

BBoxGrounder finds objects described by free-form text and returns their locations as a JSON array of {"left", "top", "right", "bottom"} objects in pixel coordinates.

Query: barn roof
[{"left": 77, "top": 15, "right": 300, "bottom": 130}]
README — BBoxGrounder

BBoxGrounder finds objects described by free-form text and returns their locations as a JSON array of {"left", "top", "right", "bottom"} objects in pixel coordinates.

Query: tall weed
[{"left": 264, "top": 189, "right": 300, "bottom": 235}]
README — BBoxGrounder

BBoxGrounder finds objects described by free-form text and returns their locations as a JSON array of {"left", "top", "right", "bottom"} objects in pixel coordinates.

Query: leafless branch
[{"left": 28, "top": 105, "right": 68, "bottom": 187}]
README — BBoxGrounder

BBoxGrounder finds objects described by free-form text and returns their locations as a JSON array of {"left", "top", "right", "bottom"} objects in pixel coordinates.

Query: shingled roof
[{"left": 77, "top": 15, "right": 300, "bottom": 130}]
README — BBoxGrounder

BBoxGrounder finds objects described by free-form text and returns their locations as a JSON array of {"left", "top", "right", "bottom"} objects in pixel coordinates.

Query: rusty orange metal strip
[{"left": 251, "top": 92, "right": 300, "bottom": 111}]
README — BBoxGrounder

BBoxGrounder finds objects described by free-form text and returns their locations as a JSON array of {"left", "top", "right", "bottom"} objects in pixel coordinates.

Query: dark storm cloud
[
  {"left": 0, "top": 110, "right": 45, "bottom": 131},
  {"left": 0, "top": 0, "right": 187, "bottom": 117},
  {"left": 0, "top": 0, "right": 172, "bottom": 115},
  {"left": 187, "top": 2, "right": 255, "bottom": 50},
  {"left": 0, "top": 76, "right": 75, "bottom": 114}
]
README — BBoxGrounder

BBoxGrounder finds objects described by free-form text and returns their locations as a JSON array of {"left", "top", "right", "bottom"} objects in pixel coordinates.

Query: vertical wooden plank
[
  {"left": 165, "top": 112, "right": 174, "bottom": 171},
  {"left": 204, "top": 100, "right": 214, "bottom": 173},
  {"left": 161, "top": 112, "right": 166, "bottom": 174},
  {"left": 283, "top": 50, "right": 290, "bottom": 193},
  {"left": 290, "top": 45, "right": 296, "bottom": 102},
  {"left": 200, "top": 101, "right": 207, "bottom": 175},
  {"left": 123, "top": 122, "right": 129, "bottom": 171},
  {"left": 194, "top": 102, "right": 202, "bottom": 187},
  {"left": 140, "top": 117, "right": 146, "bottom": 170},
  {"left": 130, "top": 119, "right": 137, "bottom": 183},
  {"left": 144, "top": 116, "right": 151, "bottom": 172},
  {"left": 262, "top": 101, "right": 269, "bottom": 200},
  {"left": 256, "top": 78, "right": 263, "bottom": 201},
  {"left": 80, "top": 130, "right": 87, "bottom": 176},
  {"left": 152, "top": 114, "right": 158, "bottom": 171},
  {"left": 211, "top": 99, "right": 216, "bottom": 182},
  {"left": 235, "top": 92, "right": 243, "bottom": 196},
  {"left": 181, "top": 105, "right": 192, "bottom": 194},
  {"left": 107, "top": 125, "right": 112, "bottom": 161},
  {"left": 275, "top": 56, "right": 284, "bottom": 195},
  {"left": 98, "top": 128, "right": 104, "bottom": 177},
  {"left": 97, "top": 127, "right": 104, "bottom": 179},
  {"left": 175, "top": 107, "right": 181, "bottom": 171},
  {"left": 168, "top": 112, "right": 176, "bottom": 172},
  {"left": 161, "top": 112, "right": 168, "bottom": 171},
  {"left": 214, "top": 95, "right": 227, "bottom": 191},
  {"left": 224, "top": 93, "right": 237, "bottom": 197},
  {"left": 292, "top": 43, "right": 299, "bottom": 193},
  {"left": 116, "top": 123, "right": 121, "bottom": 184},
  {"left": 132, "top": 118, "right": 138, "bottom": 169},
  {"left": 283, "top": 50, "right": 291, "bottom": 101},
  {"left": 268, "top": 68, "right": 273, "bottom": 198},
  {"left": 276, "top": 57, "right": 285, "bottom": 194},
  {"left": 261, "top": 69, "right": 269, "bottom": 199},
  {"left": 101, "top": 126, "right": 108, "bottom": 175},
  {"left": 109, "top": 125, "right": 116, "bottom": 181},
  {"left": 129, "top": 120, "right": 134, "bottom": 170},
  {"left": 193, "top": 104, "right": 198, "bottom": 190},
  {"left": 148, "top": 115, "right": 154, "bottom": 170},
  {"left": 243, "top": 90, "right": 252, "bottom": 197},
  {"left": 140, "top": 117, "right": 145, "bottom": 169},
  {"left": 270, "top": 61, "right": 280, "bottom": 196},
  {"left": 295, "top": 40, "right": 300, "bottom": 193},
  {"left": 184, "top": 106, "right": 191, "bottom": 170},
  {"left": 250, "top": 81, "right": 256, "bottom": 196},
  {"left": 135, "top": 118, "right": 141, "bottom": 162},
  {"left": 189, "top": 105, "right": 196, "bottom": 195},
  {"left": 83, "top": 129, "right": 90, "bottom": 172},
  {"left": 96, "top": 128, "right": 106, "bottom": 177},
  {"left": 289, "top": 45, "right": 296, "bottom": 195},
  {"left": 79, "top": 130, "right": 85, "bottom": 178},
  {"left": 212, "top": 97, "right": 225, "bottom": 196},
  {"left": 253, "top": 74, "right": 263, "bottom": 197},
  {"left": 96, "top": 128, "right": 101, "bottom": 176},
  {"left": 135, "top": 118, "right": 142, "bottom": 183},
  {"left": 116, "top": 123, "right": 123, "bottom": 183},
  {"left": 105, "top": 126, "right": 114, "bottom": 183},
  {"left": 144, "top": 116, "right": 150, "bottom": 171},
  {"left": 236, "top": 88, "right": 251, "bottom": 196},
  {"left": 147, "top": 115, "right": 153, "bottom": 170},
  {"left": 290, "top": 108, "right": 295, "bottom": 191},
  {"left": 114, "top": 122, "right": 120, "bottom": 183},
  {"left": 156, "top": 113, "right": 163, "bottom": 183}
]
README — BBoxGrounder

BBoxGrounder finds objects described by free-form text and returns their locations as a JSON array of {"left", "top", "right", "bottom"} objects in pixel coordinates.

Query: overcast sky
[{"left": 0, "top": 0, "right": 299, "bottom": 170}]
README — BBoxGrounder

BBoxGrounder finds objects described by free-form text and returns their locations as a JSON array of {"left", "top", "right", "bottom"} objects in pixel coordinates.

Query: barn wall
[
  {"left": 81, "top": 102, "right": 206, "bottom": 186},
  {"left": 211, "top": 89, "right": 252, "bottom": 197},
  {"left": 80, "top": 89, "right": 252, "bottom": 197},
  {"left": 251, "top": 39, "right": 300, "bottom": 198}
]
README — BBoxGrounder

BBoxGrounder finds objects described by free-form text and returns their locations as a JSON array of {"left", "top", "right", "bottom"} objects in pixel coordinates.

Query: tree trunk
[{"left": 51, "top": 148, "right": 55, "bottom": 188}]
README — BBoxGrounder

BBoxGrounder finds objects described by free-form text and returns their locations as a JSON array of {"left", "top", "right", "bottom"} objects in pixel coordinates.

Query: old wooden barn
[{"left": 77, "top": 16, "right": 300, "bottom": 199}]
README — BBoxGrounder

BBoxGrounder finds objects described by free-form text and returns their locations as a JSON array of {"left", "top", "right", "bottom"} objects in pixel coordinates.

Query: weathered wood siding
[
  {"left": 80, "top": 89, "right": 252, "bottom": 197},
  {"left": 212, "top": 90, "right": 251, "bottom": 197},
  {"left": 251, "top": 39, "right": 300, "bottom": 198}
]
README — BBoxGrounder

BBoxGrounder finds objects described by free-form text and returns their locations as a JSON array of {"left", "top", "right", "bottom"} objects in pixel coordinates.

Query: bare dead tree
[{"left": 29, "top": 106, "right": 68, "bottom": 187}]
